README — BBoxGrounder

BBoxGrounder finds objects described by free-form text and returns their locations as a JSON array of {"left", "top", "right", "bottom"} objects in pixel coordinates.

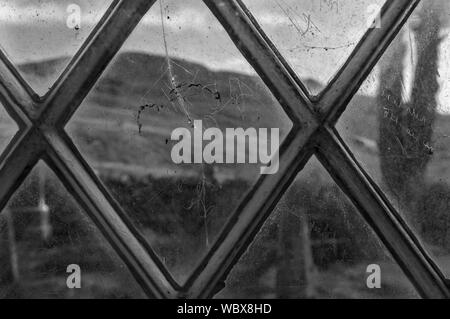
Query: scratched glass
[
  {"left": 0, "top": 162, "right": 146, "bottom": 299},
  {"left": 240, "top": 0, "right": 386, "bottom": 96},
  {"left": 217, "top": 157, "right": 419, "bottom": 299},
  {"left": 0, "top": 0, "right": 113, "bottom": 96},
  {"left": 0, "top": 103, "right": 18, "bottom": 154},
  {"left": 337, "top": 1, "right": 450, "bottom": 280},
  {"left": 66, "top": 0, "right": 292, "bottom": 286}
]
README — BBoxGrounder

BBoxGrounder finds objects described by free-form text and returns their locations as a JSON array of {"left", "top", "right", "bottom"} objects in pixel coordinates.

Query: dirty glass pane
[
  {"left": 0, "top": 162, "right": 146, "bottom": 298},
  {"left": 217, "top": 157, "right": 419, "bottom": 299},
  {"left": 66, "top": 0, "right": 292, "bottom": 285},
  {"left": 0, "top": 103, "right": 18, "bottom": 153},
  {"left": 337, "top": 1, "right": 450, "bottom": 279},
  {"left": 0, "top": 0, "right": 113, "bottom": 96},
  {"left": 240, "top": 0, "right": 386, "bottom": 96}
]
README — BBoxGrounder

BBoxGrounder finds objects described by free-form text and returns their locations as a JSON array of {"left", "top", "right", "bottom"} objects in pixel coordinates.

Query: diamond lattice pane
[
  {"left": 217, "top": 157, "right": 419, "bottom": 299},
  {"left": 240, "top": 0, "right": 386, "bottom": 96},
  {"left": 337, "top": 0, "right": 450, "bottom": 279},
  {"left": 0, "top": 161, "right": 146, "bottom": 298},
  {"left": 0, "top": 102, "right": 18, "bottom": 154},
  {"left": 66, "top": 0, "right": 292, "bottom": 285},
  {"left": 0, "top": 0, "right": 113, "bottom": 96}
]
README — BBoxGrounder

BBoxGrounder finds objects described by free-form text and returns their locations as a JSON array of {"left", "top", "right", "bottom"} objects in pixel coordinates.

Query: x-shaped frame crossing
[{"left": 0, "top": 0, "right": 447, "bottom": 299}]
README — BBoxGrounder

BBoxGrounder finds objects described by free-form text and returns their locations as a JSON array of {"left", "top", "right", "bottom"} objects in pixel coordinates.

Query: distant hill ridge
[
  {"left": 19, "top": 52, "right": 293, "bottom": 131},
  {"left": 16, "top": 52, "right": 450, "bottom": 182}
]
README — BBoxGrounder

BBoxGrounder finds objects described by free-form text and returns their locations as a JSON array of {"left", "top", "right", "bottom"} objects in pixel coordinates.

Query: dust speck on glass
[{"left": 0, "top": 0, "right": 448, "bottom": 299}]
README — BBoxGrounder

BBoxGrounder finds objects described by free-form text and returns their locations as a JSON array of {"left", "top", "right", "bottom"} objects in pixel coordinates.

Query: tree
[{"left": 378, "top": 2, "right": 446, "bottom": 226}]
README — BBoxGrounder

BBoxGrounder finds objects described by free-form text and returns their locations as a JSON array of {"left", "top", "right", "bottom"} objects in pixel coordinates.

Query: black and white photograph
[{"left": 0, "top": 0, "right": 448, "bottom": 305}]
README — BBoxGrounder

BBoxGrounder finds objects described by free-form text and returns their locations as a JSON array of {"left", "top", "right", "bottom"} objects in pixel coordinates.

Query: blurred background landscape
[{"left": 0, "top": 0, "right": 449, "bottom": 299}]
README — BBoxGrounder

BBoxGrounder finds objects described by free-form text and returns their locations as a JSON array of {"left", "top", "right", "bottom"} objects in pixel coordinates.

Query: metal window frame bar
[
  {"left": 0, "top": 0, "right": 178, "bottom": 299},
  {"left": 0, "top": 0, "right": 446, "bottom": 299},
  {"left": 184, "top": 0, "right": 447, "bottom": 299}
]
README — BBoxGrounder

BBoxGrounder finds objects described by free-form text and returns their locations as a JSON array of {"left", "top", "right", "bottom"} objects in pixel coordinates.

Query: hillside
[
  {"left": 20, "top": 52, "right": 290, "bottom": 130},
  {"left": 17, "top": 53, "right": 295, "bottom": 181},
  {"left": 13, "top": 52, "right": 450, "bottom": 185},
  {"left": 0, "top": 52, "right": 447, "bottom": 298},
  {"left": 1, "top": 52, "right": 446, "bottom": 188}
]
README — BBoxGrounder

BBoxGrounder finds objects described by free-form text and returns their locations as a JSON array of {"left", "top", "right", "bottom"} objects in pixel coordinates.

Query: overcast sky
[
  {"left": 0, "top": 0, "right": 381, "bottom": 76},
  {"left": 0, "top": 0, "right": 449, "bottom": 112}
]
